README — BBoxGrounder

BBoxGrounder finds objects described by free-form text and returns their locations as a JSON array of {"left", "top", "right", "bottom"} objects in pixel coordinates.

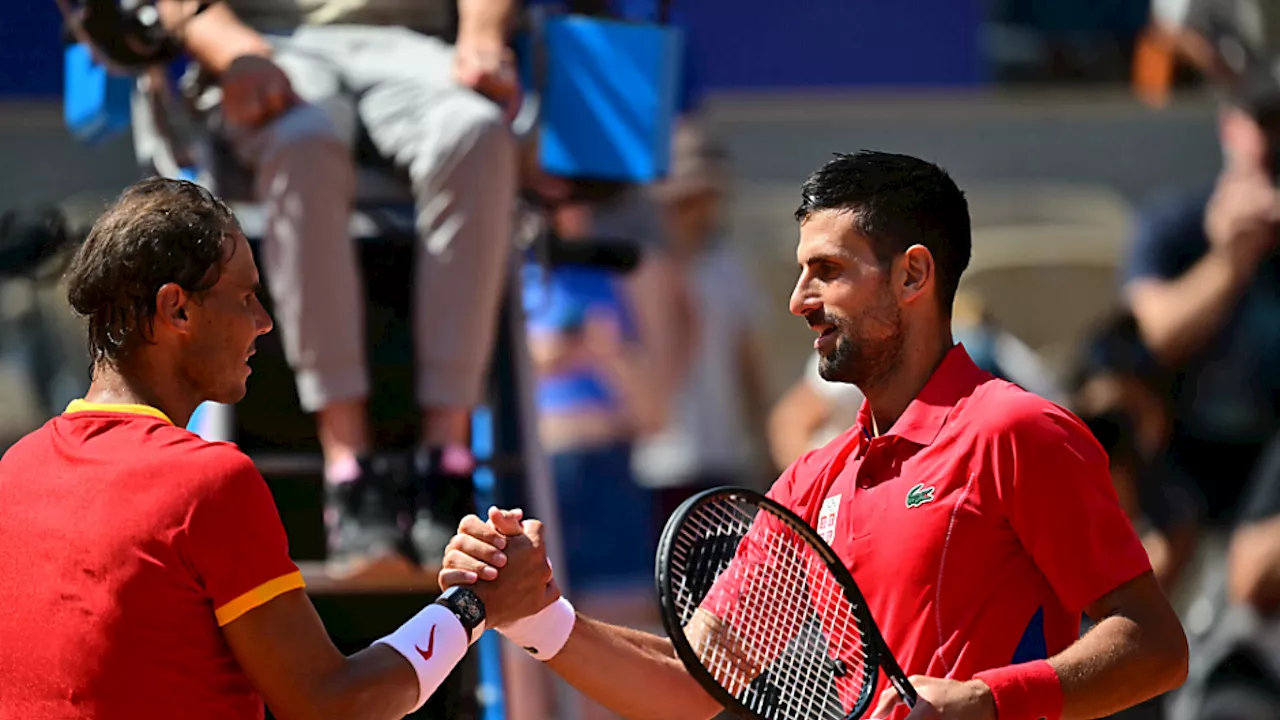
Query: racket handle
[{"left": 889, "top": 673, "right": 918, "bottom": 708}]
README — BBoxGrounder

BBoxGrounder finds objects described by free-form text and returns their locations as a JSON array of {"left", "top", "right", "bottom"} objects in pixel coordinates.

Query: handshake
[
  {"left": 434, "top": 507, "right": 576, "bottom": 658},
  {"left": 377, "top": 506, "right": 578, "bottom": 712}
]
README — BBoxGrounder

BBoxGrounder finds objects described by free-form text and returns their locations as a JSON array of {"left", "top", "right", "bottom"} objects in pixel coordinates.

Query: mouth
[{"left": 812, "top": 324, "right": 838, "bottom": 351}]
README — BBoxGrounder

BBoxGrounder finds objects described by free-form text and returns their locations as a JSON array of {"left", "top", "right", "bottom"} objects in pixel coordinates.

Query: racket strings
[{"left": 667, "top": 496, "right": 873, "bottom": 720}]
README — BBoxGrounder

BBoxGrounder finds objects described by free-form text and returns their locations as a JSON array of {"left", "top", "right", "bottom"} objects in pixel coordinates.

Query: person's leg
[
  {"left": 348, "top": 28, "right": 517, "bottom": 562},
  {"left": 223, "top": 31, "right": 408, "bottom": 572}
]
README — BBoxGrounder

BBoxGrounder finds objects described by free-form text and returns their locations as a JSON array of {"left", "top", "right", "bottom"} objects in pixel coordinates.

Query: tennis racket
[{"left": 655, "top": 487, "right": 916, "bottom": 720}]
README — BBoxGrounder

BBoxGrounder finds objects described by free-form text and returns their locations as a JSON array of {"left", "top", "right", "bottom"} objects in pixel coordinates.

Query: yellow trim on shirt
[
  {"left": 64, "top": 399, "right": 173, "bottom": 425},
  {"left": 215, "top": 570, "right": 306, "bottom": 626}
]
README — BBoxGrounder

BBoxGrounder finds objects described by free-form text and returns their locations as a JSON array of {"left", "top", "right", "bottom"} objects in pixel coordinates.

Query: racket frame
[{"left": 655, "top": 486, "right": 917, "bottom": 720}]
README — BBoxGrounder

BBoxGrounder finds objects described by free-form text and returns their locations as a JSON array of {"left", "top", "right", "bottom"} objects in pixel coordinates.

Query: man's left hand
[{"left": 870, "top": 676, "right": 996, "bottom": 720}]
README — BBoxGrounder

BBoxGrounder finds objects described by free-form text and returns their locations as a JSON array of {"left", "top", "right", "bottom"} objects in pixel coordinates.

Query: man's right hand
[
  {"left": 220, "top": 55, "right": 299, "bottom": 129},
  {"left": 440, "top": 508, "right": 559, "bottom": 629},
  {"left": 1204, "top": 170, "right": 1280, "bottom": 276}
]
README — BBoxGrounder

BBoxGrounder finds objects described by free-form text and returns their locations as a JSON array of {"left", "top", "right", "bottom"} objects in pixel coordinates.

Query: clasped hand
[
  {"left": 438, "top": 507, "right": 560, "bottom": 630},
  {"left": 438, "top": 507, "right": 559, "bottom": 630}
]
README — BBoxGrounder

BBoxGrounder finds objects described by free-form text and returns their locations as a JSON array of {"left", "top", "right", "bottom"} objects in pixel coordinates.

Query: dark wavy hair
[{"left": 64, "top": 177, "right": 240, "bottom": 364}]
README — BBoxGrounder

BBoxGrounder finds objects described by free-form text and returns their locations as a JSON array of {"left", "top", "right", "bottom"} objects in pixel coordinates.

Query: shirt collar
[
  {"left": 853, "top": 344, "right": 989, "bottom": 447},
  {"left": 64, "top": 399, "right": 173, "bottom": 426}
]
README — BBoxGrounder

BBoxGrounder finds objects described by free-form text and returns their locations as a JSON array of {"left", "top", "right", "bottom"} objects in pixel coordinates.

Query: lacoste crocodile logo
[{"left": 905, "top": 483, "right": 936, "bottom": 509}]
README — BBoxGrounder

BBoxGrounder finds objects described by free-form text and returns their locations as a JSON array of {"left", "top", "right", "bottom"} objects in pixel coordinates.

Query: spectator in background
[
  {"left": 632, "top": 125, "right": 773, "bottom": 530},
  {"left": 565, "top": 183, "right": 696, "bottom": 423},
  {"left": 521, "top": 200, "right": 669, "bottom": 720},
  {"left": 1070, "top": 312, "right": 1201, "bottom": 592},
  {"left": 169, "top": 0, "right": 523, "bottom": 576},
  {"left": 521, "top": 0, "right": 702, "bottom": 413},
  {"left": 1121, "top": 100, "right": 1280, "bottom": 525},
  {"left": 768, "top": 288, "right": 1061, "bottom": 469},
  {"left": 1164, "top": 434, "right": 1280, "bottom": 720}
]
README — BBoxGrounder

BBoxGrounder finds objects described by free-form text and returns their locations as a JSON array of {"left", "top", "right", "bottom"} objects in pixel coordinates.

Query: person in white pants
[{"left": 173, "top": 0, "right": 520, "bottom": 575}]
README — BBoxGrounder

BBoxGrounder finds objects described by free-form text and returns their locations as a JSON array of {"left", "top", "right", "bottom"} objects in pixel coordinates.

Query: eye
[{"left": 813, "top": 260, "right": 841, "bottom": 281}]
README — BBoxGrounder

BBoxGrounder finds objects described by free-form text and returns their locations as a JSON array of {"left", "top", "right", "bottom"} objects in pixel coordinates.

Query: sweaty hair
[
  {"left": 65, "top": 177, "right": 240, "bottom": 364},
  {"left": 795, "top": 151, "right": 972, "bottom": 312}
]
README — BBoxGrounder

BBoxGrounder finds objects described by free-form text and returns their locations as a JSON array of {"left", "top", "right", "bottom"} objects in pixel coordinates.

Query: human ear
[
  {"left": 155, "top": 283, "right": 190, "bottom": 331},
  {"left": 897, "top": 244, "right": 935, "bottom": 304}
]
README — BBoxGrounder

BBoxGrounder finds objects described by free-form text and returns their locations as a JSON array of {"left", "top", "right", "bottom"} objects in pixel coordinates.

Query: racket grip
[{"left": 890, "top": 674, "right": 918, "bottom": 708}]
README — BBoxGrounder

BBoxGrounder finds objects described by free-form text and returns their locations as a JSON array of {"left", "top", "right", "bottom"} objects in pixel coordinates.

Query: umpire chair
[
  {"left": 59, "top": 3, "right": 682, "bottom": 717},
  {"left": 67, "top": 32, "right": 566, "bottom": 720}
]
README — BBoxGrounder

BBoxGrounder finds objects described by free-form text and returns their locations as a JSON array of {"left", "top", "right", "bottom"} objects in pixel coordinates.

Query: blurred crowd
[{"left": 5, "top": 0, "right": 1280, "bottom": 718}]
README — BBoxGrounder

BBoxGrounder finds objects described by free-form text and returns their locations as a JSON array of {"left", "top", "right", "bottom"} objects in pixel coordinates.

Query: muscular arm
[
  {"left": 222, "top": 589, "right": 420, "bottom": 720},
  {"left": 545, "top": 614, "right": 723, "bottom": 720},
  {"left": 976, "top": 406, "right": 1188, "bottom": 719},
  {"left": 1126, "top": 247, "right": 1251, "bottom": 367},
  {"left": 1048, "top": 571, "right": 1188, "bottom": 720}
]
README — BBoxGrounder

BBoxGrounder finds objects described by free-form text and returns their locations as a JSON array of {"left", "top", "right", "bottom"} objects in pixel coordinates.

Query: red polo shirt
[
  {"left": 704, "top": 345, "right": 1149, "bottom": 717},
  {"left": 0, "top": 401, "right": 303, "bottom": 719}
]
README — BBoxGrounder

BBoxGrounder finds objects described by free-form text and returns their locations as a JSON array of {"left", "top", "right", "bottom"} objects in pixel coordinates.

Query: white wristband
[
  {"left": 497, "top": 597, "right": 577, "bottom": 661},
  {"left": 374, "top": 604, "right": 472, "bottom": 712}
]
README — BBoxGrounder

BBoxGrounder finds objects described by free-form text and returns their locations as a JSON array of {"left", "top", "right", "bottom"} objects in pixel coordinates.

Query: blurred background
[{"left": 3, "top": 0, "right": 1280, "bottom": 719}]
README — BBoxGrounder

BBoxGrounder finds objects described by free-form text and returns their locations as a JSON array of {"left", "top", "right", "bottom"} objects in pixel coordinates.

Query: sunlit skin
[
  {"left": 82, "top": 230, "right": 273, "bottom": 429},
  {"left": 787, "top": 208, "right": 950, "bottom": 435}
]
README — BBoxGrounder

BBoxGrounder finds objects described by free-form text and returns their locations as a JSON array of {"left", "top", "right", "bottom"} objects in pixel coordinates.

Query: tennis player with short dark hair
[
  {"left": 0, "top": 177, "right": 558, "bottom": 719},
  {"left": 441, "top": 152, "right": 1190, "bottom": 720}
]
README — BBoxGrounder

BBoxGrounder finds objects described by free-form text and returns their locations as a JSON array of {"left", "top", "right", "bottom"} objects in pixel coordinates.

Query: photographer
[
  {"left": 1124, "top": 0, "right": 1280, "bottom": 527},
  {"left": 1130, "top": 4, "right": 1280, "bottom": 718}
]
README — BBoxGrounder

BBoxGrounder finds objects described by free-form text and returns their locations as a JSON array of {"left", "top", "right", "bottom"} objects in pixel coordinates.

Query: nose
[
  {"left": 789, "top": 274, "right": 820, "bottom": 318},
  {"left": 254, "top": 297, "right": 274, "bottom": 336}
]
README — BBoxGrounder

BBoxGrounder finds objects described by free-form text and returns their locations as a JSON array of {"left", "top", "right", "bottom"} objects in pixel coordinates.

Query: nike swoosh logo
[{"left": 417, "top": 625, "right": 436, "bottom": 661}]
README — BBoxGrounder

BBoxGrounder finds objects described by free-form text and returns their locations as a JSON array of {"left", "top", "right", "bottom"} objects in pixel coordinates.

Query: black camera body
[{"left": 56, "top": 0, "right": 217, "bottom": 72}]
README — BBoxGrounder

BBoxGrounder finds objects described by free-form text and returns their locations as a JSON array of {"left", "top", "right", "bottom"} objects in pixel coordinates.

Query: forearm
[
  {"left": 546, "top": 614, "right": 721, "bottom": 720},
  {"left": 304, "top": 645, "right": 418, "bottom": 720},
  {"left": 456, "top": 0, "right": 516, "bottom": 44},
  {"left": 1128, "top": 249, "right": 1250, "bottom": 366},
  {"left": 165, "top": 1, "right": 270, "bottom": 73},
  {"left": 1048, "top": 613, "right": 1188, "bottom": 719},
  {"left": 314, "top": 605, "right": 471, "bottom": 720}
]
